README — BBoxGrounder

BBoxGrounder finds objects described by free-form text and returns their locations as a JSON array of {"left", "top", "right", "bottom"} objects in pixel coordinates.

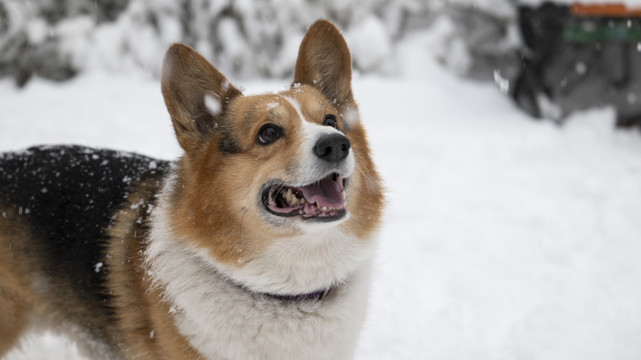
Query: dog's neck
[{"left": 263, "top": 287, "right": 333, "bottom": 302}]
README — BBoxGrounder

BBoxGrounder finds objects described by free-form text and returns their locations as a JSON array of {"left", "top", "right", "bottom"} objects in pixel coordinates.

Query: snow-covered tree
[{"left": 0, "top": 0, "right": 519, "bottom": 85}]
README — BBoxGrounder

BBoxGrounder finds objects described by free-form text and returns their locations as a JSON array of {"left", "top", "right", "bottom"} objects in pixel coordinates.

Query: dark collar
[
  {"left": 221, "top": 268, "right": 334, "bottom": 303},
  {"left": 265, "top": 288, "right": 332, "bottom": 302}
]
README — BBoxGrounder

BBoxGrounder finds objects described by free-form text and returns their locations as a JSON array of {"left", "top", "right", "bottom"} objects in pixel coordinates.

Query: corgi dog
[{"left": 0, "top": 20, "right": 384, "bottom": 360}]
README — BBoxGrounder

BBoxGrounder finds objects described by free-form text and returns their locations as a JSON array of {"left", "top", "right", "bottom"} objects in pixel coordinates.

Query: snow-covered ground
[{"left": 2, "top": 58, "right": 641, "bottom": 360}]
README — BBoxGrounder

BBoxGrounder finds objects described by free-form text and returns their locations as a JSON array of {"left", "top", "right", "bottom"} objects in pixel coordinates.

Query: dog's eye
[
  {"left": 257, "top": 124, "right": 282, "bottom": 145},
  {"left": 323, "top": 114, "right": 338, "bottom": 129}
]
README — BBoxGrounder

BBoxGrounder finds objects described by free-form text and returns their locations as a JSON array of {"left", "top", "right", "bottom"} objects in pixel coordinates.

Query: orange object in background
[{"left": 570, "top": 3, "right": 641, "bottom": 17}]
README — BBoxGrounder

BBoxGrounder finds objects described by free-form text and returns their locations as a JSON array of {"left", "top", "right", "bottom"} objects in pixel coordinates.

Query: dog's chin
[{"left": 261, "top": 172, "right": 349, "bottom": 224}]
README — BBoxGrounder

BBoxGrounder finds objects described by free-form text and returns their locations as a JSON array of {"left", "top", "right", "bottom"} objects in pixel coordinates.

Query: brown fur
[
  {"left": 104, "top": 177, "right": 165, "bottom": 358},
  {"left": 0, "top": 202, "right": 117, "bottom": 358},
  {"left": 162, "top": 22, "right": 383, "bottom": 265},
  {"left": 0, "top": 19, "right": 383, "bottom": 359},
  {"left": 0, "top": 211, "right": 33, "bottom": 356},
  {"left": 294, "top": 20, "right": 355, "bottom": 109}
]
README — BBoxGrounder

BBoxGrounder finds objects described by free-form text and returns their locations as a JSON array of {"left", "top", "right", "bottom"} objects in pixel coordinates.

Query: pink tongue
[{"left": 300, "top": 175, "right": 344, "bottom": 208}]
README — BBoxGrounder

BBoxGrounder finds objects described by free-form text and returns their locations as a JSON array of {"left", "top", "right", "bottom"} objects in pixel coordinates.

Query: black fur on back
[{"left": 0, "top": 145, "right": 169, "bottom": 319}]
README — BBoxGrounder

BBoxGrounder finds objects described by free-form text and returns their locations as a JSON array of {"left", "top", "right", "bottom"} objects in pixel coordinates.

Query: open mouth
[{"left": 262, "top": 173, "right": 347, "bottom": 222}]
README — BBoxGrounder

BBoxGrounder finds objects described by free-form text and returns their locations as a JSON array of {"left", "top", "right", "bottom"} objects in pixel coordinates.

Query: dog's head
[{"left": 160, "top": 20, "right": 384, "bottom": 295}]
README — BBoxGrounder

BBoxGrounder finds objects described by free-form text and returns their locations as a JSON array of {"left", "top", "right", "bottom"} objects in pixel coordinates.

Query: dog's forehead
[
  {"left": 229, "top": 85, "right": 331, "bottom": 134},
  {"left": 276, "top": 85, "right": 329, "bottom": 121}
]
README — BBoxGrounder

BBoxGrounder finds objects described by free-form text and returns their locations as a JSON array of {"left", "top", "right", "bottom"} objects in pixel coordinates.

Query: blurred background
[
  {"left": 1, "top": 0, "right": 641, "bottom": 359},
  {"left": 3, "top": 0, "right": 641, "bottom": 124}
]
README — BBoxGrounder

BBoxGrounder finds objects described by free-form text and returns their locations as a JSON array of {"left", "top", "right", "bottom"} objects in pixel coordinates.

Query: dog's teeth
[
  {"left": 315, "top": 201, "right": 320, "bottom": 208},
  {"left": 287, "top": 190, "right": 298, "bottom": 204},
  {"left": 301, "top": 198, "right": 306, "bottom": 204},
  {"left": 322, "top": 206, "right": 327, "bottom": 211}
]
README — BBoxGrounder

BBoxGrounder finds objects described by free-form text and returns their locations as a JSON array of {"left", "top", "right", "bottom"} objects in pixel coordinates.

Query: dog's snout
[{"left": 314, "top": 133, "right": 351, "bottom": 163}]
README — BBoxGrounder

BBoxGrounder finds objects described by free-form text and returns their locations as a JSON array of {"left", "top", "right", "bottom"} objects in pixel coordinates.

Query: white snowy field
[{"left": 2, "top": 60, "right": 641, "bottom": 360}]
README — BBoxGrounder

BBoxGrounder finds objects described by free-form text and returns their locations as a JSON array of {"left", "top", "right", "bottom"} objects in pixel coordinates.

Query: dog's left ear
[
  {"left": 161, "top": 44, "right": 242, "bottom": 152},
  {"left": 294, "top": 20, "right": 354, "bottom": 108}
]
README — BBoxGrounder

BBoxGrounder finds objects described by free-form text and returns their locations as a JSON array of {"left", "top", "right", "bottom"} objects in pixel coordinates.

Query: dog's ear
[
  {"left": 161, "top": 44, "right": 242, "bottom": 152},
  {"left": 294, "top": 20, "right": 353, "bottom": 108}
]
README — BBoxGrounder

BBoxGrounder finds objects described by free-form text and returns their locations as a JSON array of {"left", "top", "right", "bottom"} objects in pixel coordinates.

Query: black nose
[{"left": 314, "top": 133, "right": 351, "bottom": 163}]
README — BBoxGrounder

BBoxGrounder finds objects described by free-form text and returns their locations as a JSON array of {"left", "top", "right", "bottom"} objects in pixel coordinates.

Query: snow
[
  {"left": 25, "top": 18, "right": 49, "bottom": 45},
  {"left": 204, "top": 94, "right": 222, "bottom": 117},
  {"left": 493, "top": 69, "right": 510, "bottom": 95},
  {"left": 2, "top": 54, "right": 641, "bottom": 360},
  {"left": 395, "top": 18, "right": 473, "bottom": 77},
  {"left": 346, "top": 16, "right": 392, "bottom": 73},
  {"left": 7, "top": 0, "right": 641, "bottom": 87},
  {"left": 265, "top": 101, "right": 279, "bottom": 111}
]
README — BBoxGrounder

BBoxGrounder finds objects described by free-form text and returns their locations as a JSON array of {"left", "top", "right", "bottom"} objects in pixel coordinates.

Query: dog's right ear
[{"left": 161, "top": 44, "right": 242, "bottom": 152}]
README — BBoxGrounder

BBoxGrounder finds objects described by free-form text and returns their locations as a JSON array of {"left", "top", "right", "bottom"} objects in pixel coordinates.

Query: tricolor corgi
[{"left": 0, "top": 20, "right": 384, "bottom": 360}]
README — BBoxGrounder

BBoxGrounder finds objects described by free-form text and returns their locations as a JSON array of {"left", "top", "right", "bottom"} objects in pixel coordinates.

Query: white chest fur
[{"left": 145, "top": 203, "right": 375, "bottom": 360}]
